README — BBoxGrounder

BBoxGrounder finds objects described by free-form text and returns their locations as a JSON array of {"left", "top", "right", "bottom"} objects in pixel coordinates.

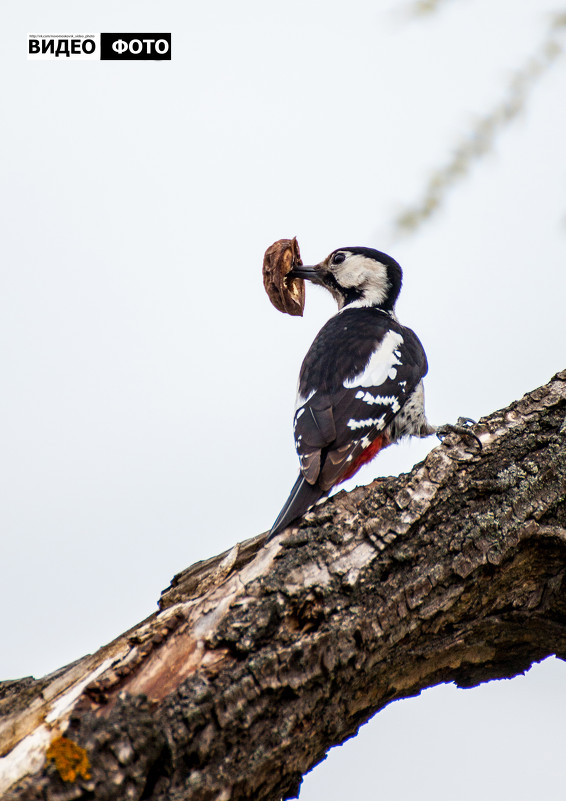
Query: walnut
[{"left": 262, "top": 237, "right": 305, "bottom": 317}]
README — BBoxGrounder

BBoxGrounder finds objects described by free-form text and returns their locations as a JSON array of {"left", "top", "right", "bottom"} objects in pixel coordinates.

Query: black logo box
[{"left": 100, "top": 33, "right": 171, "bottom": 60}]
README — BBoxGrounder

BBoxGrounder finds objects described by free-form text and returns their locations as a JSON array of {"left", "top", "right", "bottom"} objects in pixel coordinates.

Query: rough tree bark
[{"left": 1, "top": 372, "right": 566, "bottom": 801}]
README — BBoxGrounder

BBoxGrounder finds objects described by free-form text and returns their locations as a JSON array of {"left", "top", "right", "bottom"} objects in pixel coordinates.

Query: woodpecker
[{"left": 268, "top": 246, "right": 477, "bottom": 540}]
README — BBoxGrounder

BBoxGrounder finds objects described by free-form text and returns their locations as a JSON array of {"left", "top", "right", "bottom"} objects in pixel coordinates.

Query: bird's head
[{"left": 289, "top": 247, "right": 403, "bottom": 311}]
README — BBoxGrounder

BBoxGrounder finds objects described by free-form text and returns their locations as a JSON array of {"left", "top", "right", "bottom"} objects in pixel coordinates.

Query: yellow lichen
[{"left": 46, "top": 736, "right": 91, "bottom": 782}]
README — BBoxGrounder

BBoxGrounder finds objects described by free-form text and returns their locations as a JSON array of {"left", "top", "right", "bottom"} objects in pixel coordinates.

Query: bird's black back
[{"left": 298, "top": 307, "right": 428, "bottom": 398}]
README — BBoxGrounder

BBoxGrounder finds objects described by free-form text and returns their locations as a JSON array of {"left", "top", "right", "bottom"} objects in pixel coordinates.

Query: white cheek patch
[
  {"left": 335, "top": 254, "right": 389, "bottom": 306},
  {"left": 355, "top": 390, "right": 401, "bottom": 413},
  {"left": 344, "top": 331, "right": 404, "bottom": 389},
  {"left": 347, "top": 415, "right": 386, "bottom": 431}
]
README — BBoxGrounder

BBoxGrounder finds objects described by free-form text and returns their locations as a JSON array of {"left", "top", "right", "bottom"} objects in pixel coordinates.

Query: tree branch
[
  {"left": 2, "top": 371, "right": 566, "bottom": 801},
  {"left": 394, "top": 13, "right": 566, "bottom": 234}
]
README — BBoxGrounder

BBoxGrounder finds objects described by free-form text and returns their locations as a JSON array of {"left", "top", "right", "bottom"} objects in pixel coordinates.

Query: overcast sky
[{"left": 2, "top": 1, "right": 566, "bottom": 798}]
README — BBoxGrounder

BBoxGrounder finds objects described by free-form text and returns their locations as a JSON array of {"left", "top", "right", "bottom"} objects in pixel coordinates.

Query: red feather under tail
[{"left": 336, "top": 433, "right": 390, "bottom": 485}]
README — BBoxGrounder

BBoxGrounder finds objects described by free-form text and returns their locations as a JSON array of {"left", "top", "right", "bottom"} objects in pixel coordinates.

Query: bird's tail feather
[{"left": 267, "top": 475, "right": 326, "bottom": 541}]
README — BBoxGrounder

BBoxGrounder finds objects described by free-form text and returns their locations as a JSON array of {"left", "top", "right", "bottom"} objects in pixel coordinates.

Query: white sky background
[{"left": 2, "top": 0, "right": 566, "bottom": 798}]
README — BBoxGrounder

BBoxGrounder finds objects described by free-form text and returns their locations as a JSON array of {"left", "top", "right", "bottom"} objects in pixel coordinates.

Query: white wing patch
[
  {"left": 354, "top": 389, "right": 401, "bottom": 413},
  {"left": 343, "top": 330, "right": 404, "bottom": 389},
  {"left": 347, "top": 415, "right": 386, "bottom": 431}
]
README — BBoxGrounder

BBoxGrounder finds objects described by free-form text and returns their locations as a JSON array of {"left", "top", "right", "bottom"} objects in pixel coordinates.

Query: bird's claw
[
  {"left": 436, "top": 417, "right": 482, "bottom": 450},
  {"left": 456, "top": 416, "right": 476, "bottom": 427}
]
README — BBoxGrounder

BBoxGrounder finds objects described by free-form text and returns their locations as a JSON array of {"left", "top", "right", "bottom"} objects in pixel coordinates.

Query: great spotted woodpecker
[{"left": 268, "top": 246, "right": 478, "bottom": 540}]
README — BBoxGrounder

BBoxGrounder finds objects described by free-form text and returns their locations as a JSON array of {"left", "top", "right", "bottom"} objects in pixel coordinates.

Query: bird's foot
[{"left": 436, "top": 417, "right": 482, "bottom": 450}]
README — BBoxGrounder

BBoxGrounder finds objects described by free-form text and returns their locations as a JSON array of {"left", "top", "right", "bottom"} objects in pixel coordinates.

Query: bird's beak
[{"left": 288, "top": 264, "right": 327, "bottom": 284}]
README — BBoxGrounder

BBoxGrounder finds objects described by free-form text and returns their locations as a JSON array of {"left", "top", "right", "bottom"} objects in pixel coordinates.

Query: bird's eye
[{"left": 332, "top": 252, "right": 346, "bottom": 265}]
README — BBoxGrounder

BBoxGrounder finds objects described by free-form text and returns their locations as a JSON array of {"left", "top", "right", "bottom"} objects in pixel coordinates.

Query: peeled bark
[{"left": 1, "top": 371, "right": 566, "bottom": 801}]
